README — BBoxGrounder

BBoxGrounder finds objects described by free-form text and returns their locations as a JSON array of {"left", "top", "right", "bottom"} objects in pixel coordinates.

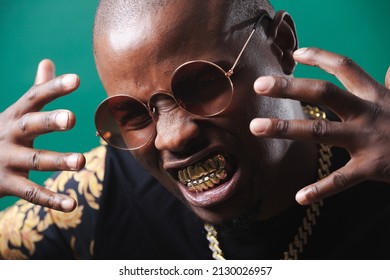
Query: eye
[
  {"left": 108, "top": 97, "right": 152, "bottom": 131},
  {"left": 173, "top": 62, "right": 229, "bottom": 104},
  {"left": 195, "top": 74, "right": 229, "bottom": 101},
  {"left": 116, "top": 110, "right": 152, "bottom": 131}
]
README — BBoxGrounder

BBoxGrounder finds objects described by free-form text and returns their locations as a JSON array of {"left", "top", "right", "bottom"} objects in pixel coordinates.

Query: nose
[{"left": 154, "top": 106, "right": 200, "bottom": 152}]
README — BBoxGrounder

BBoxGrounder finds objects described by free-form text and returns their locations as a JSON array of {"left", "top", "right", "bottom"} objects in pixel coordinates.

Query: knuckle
[
  {"left": 336, "top": 56, "right": 354, "bottom": 68},
  {"left": 371, "top": 156, "right": 390, "bottom": 180},
  {"left": 46, "top": 78, "right": 57, "bottom": 93},
  {"left": 311, "top": 119, "right": 329, "bottom": 138},
  {"left": 278, "top": 77, "right": 290, "bottom": 90},
  {"left": 56, "top": 155, "right": 66, "bottom": 169},
  {"left": 46, "top": 195, "right": 55, "bottom": 209},
  {"left": 54, "top": 77, "right": 65, "bottom": 93},
  {"left": 275, "top": 119, "right": 289, "bottom": 134},
  {"left": 307, "top": 48, "right": 321, "bottom": 64},
  {"left": 43, "top": 113, "right": 56, "bottom": 131},
  {"left": 368, "top": 104, "right": 384, "bottom": 120},
  {"left": 308, "top": 183, "right": 321, "bottom": 199},
  {"left": 18, "top": 114, "right": 31, "bottom": 133},
  {"left": 311, "top": 47, "right": 321, "bottom": 56},
  {"left": 24, "top": 186, "right": 40, "bottom": 204},
  {"left": 30, "top": 151, "right": 43, "bottom": 170},
  {"left": 26, "top": 86, "right": 38, "bottom": 101},
  {"left": 316, "top": 81, "right": 334, "bottom": 100},
  {"left": 332, "top": 171, "right": 349, "bottom": 191}
]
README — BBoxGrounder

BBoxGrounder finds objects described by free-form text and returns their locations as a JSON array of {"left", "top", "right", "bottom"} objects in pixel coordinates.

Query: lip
[{"left": 162, "top": 144, "right": 229, "bottom": 171}]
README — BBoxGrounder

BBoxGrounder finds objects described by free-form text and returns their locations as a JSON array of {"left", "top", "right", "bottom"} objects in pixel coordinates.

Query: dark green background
[{"left": 1, "top": 1, "right": 389, "bottom": 210}]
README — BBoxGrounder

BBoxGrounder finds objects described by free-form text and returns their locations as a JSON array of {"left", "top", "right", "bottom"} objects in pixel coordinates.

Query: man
[{"left": 0, "top": 0, "right": 389, "bottom": 259}]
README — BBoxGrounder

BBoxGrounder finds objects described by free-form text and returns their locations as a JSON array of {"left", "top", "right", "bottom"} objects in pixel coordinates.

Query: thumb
[
  {"left": 34, "top": 59, "right": 56, "bottom": 85},
  {"left": 385, "top": 66, "right": 390, "bottom": 89}
]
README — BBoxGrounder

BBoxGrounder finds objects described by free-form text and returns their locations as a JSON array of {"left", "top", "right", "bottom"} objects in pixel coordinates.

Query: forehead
[{"left": 94, "top": 1, "right": 236, "bottom": 99}]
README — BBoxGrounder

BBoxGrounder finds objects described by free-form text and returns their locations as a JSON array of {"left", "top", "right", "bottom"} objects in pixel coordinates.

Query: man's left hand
[{"left": 250, "top": 47, "right": 390, "bottom": 205}]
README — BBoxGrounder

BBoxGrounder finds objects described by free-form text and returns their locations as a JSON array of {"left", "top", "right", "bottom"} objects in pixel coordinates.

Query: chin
[{"left": 187, "top": 193, "right": 263, "bottom": 226}]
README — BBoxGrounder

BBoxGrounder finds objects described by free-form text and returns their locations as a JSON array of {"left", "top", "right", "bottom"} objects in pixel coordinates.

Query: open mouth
[{"left": 177, "top": 154, "right": 230, "bottom": 192}]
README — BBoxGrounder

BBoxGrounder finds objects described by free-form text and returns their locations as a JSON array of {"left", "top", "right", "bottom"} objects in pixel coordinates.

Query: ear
[{"left": 266, "top": 11, "right": 298, "bottom": 75}]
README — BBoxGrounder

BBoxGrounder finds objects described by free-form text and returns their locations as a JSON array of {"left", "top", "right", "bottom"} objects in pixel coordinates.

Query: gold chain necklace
[{"left": 204, "top": 105, "right": 332, "bottom": 260}]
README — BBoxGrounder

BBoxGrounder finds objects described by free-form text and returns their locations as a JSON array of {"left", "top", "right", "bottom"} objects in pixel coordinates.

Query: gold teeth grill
[{"left": 178, "top": 155, "right": 227, "bottom": 192}]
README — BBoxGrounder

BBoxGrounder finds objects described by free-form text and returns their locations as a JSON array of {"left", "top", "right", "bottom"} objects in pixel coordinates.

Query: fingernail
[
  {"left": 250, "top": 119, "right": 271, "bottom": 134},
  {"left": 60, "top": 198, "right": 76, "bottom": 212},
  {"left": 254, "top": 76, "right": 274, "bottom": 93},
  {"left": 293, "top": 48, "right": 309, "bottom": 57},
  {"left": 55, "top": 111, "right": 69, "bottom": 129},
  {"left": 295, "top": 190, "right": 308, "bottom": 205},
  {"left": 62, "top": 74, "right": 77, "bottom": 88},
  {"left": 66, "top": 154, "right": 80, "bottom": 170}
]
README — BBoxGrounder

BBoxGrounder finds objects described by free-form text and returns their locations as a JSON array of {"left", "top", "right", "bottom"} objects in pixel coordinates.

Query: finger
[
  {"left": 1, "top": 175, "right": 77, "bottom": 212},
  {"left": 293, "top": 47, "right": 383, "bottom": 101},
  {"left": 254, "top": 76, "right": 364, "bottom": 120},
  {"left": 34, "top": 59, "right": 56, "bottom": 85},
  {"left": 250, "top": 118, "right": 355, "bottom": 147},
  {"left": 12, "top": 110, "right": 76, "bottom": 141},
  {"left": 385, "top": 66, "right": 390, "bottom": 89},
  {"left": 295, "top": 161, "right": 364, "bottom": 205},
  {"left": 6, "top": 146, "right": 85, "bottom": 171},
  {"left": 10, "top": 74, "right": 79, "bottom": 116}
]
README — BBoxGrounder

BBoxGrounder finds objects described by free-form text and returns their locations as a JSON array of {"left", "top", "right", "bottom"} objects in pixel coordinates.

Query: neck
[{"left": 257, "top": 140, "right": 318, "bottom": 221}]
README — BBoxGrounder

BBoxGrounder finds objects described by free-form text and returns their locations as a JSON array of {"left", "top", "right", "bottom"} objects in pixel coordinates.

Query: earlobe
[{"left": 267, "top": 11, "right": 298, "bottom": 75}]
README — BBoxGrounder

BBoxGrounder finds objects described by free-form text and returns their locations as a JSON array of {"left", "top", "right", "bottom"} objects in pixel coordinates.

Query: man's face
[{"left": 94, "top": 2, "right": 295, "bottom": 224}]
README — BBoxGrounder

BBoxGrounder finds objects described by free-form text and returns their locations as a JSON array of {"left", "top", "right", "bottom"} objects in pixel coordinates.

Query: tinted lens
[
  {"left": 95, "top": 95, "right": 155, "bottom": 150},
  {"left": 171, "top": 61, "right": 233, "bottom": 116}
]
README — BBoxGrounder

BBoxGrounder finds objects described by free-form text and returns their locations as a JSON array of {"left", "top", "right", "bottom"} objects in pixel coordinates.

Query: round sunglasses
[{"left": 95, "top": 12, "right": 271, "bottom": 150}]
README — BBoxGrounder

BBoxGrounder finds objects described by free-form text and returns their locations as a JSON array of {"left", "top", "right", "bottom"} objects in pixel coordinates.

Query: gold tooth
[
  {"left": 214, "top": 155, "right": 226, "bottom": 169},
  {"left": 205, "top": 158, "right": 217, "bottom": 170},
  {"left": 205, "top": 178, "right": 214, "bottom": 187},
  {"left": 216, "top": 169, "right": 227, "bottom": 180},
  {"left": 186, "top": 169, "right": 226, "bottom": 191},
  {"left": 198, "top": 182, "right": 208, "bottom": 190},
  {"left": 202, "top": 162, "right": 214, "bottom": 173},
  {"left": 194, "top": 162, "right": 207, "bottom": 177},
  {"left": 210, "top": 177, "right": 220, "bottom": 184},
  {"left": 180, "top": 154, "right": 228, "bottom": 191},
  {"left": 178, "top": 170, "right": 186, "bottom": 184},
  {"left": 179, "top": 154, "right": 224, "bottom": 179},
  {"left": 210, "top": 172, "right": 220, "bottom": 184},
  {"left": 183, "top": 169, "right": 191, "bottom": 182},
  {"left": 187, "top": 165, "right": 195, "bottom": 179}
]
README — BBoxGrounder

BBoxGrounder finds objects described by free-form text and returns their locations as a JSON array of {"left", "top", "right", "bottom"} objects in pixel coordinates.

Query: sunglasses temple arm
[{"left": 226, "top": 13, "right": 272, "bottom": 77}]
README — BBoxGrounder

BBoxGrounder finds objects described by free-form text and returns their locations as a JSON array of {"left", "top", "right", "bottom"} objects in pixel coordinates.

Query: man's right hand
[{"left": 0, "top": 59, "right": 86, "bottom": 212}]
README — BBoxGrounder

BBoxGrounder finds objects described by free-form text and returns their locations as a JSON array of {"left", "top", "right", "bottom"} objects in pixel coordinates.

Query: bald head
[{"left": 93, "top": 0, "right": 274, "bottom": 39}]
